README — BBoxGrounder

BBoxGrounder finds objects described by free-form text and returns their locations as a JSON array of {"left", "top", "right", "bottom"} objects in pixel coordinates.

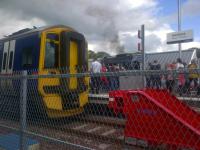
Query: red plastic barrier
[
  {"left": 108, "top": 90, "right": 126, "bottom": 116},
  {"left": 109, "top": 89, "right": 200, "bottom": 149}
]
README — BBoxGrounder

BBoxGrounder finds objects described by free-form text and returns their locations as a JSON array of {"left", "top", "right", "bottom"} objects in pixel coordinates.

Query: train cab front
[{"left": 38, "top": 26, "right": 89, "bottom": 118}]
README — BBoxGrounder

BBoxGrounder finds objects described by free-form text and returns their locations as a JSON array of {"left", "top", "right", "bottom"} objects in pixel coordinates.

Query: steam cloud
[
  {"left": 86, "top": 5, "right": 125, "bottom": 54},
  {"left": 0, "top": 0, "right": 193, "bottom": 53}
]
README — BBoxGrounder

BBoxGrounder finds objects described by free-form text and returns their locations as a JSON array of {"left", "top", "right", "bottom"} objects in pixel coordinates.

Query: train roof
[{"left": 0, "top": 25, "right": 75, "bottom": 41}]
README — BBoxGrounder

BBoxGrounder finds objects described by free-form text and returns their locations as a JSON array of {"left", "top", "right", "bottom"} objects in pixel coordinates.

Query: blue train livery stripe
[{"left": 13, "top": 33, "right": 40, "bottom": 71}]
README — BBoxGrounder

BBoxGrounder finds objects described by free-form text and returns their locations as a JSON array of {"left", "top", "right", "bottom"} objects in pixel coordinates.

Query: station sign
[{"left": 167, "top": 30, "right": 193, "bottom": 44}]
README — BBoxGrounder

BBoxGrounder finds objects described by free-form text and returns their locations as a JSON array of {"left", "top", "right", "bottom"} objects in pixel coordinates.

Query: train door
[
  {"left": 1, "top": 40, "right": 16, "bottom": 74},
  {"left": 1, "top": 40, "right": 16, "bottom": 88},
  {"left": 38, "top": 32, "right": 62, "bottom": 110},
  {"left": 1, "top": 41, "right": 9, "bottom": 74},
  {"left": 7, "top": 40, "right": 15, "bottom": 74}
]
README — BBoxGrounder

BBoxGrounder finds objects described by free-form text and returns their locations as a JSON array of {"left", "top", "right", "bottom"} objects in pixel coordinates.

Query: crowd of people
[
  {"left": 146, "top": 58, "right": 199, "bottom": 96},
  {"left": 90, "top": 58, "right": 121, "bottom": 94},
  {"left": 90, "top": 57, "right": 200, "bottom": 95}
]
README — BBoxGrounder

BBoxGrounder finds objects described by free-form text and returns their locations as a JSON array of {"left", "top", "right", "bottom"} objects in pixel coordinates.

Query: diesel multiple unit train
[{"left": 0, "top": 25, "right": 89, "bottom": 118}]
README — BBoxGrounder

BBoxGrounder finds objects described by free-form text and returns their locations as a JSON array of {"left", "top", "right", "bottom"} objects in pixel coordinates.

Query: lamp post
[
  {"left": 138, "top": 25, "right": 145, "bottom": 87},
  {"left": 178, "top": 0, "right": 182, "bottom": 59},
  {"left": 138, "top": 25, "right": 145, "bottom": 70}
]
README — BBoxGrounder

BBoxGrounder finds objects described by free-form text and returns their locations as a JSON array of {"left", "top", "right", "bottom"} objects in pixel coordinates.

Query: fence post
[{"left": 20, "top": 70, "right": 28, "bottom": 150}]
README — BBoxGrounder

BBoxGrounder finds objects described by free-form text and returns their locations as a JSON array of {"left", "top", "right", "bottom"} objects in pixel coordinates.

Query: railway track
[
  {"left": 35, "top": 114, "right": 147, "bottom": 149},
  {"left": 0, "top": 116, "right": 126, "bottom": 149},
  {"left": 26, "top": 116, "right": 145, "bottom": 150},
  {"left": 80, "top": 115, "right": 125, "bottom": 127},
  {"left": 1, "top": 107, "right": 200, "bottom": 149},
  {"left": 31, "top": 115, "right": 130, "bottom": 149},
  {"left": 60, "top": 121, "right": 124, "bottom": 144}
]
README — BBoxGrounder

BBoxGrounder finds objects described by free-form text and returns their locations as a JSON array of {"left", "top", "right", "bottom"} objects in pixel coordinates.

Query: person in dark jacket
[
  {"left": 108, "top": 64, "right": 118, "bottom": 90},
  {"left": 150, "top": 60, "right": 161, "bottom": 89},
  {"left": 146, "top": 62, "right": 152, "bottom": 88}
]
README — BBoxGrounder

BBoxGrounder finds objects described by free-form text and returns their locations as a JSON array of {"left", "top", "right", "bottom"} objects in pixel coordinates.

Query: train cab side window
[
  {"left": 2, "top": 53, "right": 7, "bottom": 70},
  {"left": 44, "top": 33, "right": 59, "bottom": 69},
  {"left": 22, "top": 48, "right": 33, "bottom": 67},
  {"left": 8, "top": 51, "right": 13, "bottom": 69}
]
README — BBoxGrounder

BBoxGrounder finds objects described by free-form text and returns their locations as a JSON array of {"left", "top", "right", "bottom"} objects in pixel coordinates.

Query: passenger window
[
  {"left": 44, "top": 33, "right": 59, "bottom": 69},
  {"left": 2, "top": 53, "right": 7, "bottom": 70},
  {"left": 22, "top": 48, "right": 33, "bottom": 67},
  {"left": 9, "top": 51, "right": 13, "bottom": 69}
]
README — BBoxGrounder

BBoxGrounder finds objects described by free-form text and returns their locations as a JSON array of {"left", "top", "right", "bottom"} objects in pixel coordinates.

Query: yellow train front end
[{"left": 38, "top": 26, "right": 89, "bottom": 118}]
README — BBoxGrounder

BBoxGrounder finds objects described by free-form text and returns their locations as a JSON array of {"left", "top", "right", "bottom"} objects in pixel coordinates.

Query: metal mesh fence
[{"left": 0, "top": 67, "right": 200, "bottom": 150}]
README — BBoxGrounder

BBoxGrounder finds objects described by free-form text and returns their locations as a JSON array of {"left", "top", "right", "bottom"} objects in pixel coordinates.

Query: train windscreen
[{"left": 44, "top": 33, "right": 59, "bottom": 69}]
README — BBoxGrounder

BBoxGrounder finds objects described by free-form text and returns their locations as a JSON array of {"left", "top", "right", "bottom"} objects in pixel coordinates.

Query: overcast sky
[{"left": 0, "top": 0, "right": 199, "bottom": 55}]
